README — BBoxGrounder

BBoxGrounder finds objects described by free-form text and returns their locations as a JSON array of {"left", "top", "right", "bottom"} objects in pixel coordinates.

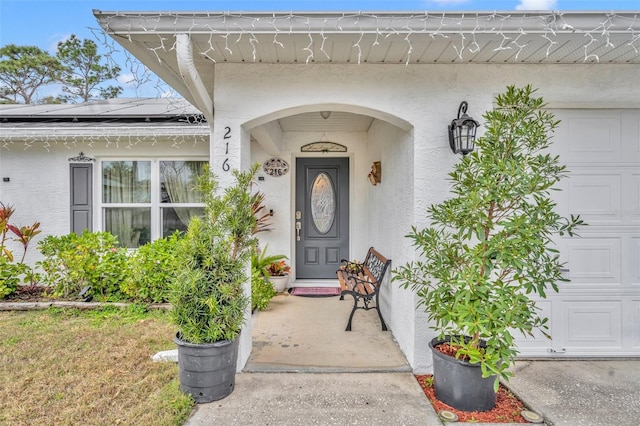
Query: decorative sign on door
[{"left": 263, "top": 158, "right": 289, "bottom": 177}]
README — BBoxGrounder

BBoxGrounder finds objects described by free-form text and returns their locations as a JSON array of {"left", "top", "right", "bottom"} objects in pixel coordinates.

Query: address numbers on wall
[{"left": 263, "top": 158, "right": 289, "bottom": 177}]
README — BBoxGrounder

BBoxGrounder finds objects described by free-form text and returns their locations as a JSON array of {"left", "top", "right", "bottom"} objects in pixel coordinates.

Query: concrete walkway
[
  {"left": 244, "top": 292, "right": 410, "bottom": 373},
  {"left": 185, "top": 293, "right": 640, "bottom": 425},
  {"left": 508, "top": 360, "right": 640, "bottom": 426},
  {"left": 185, "top": 372, "right": 441, "bottom": 426}
]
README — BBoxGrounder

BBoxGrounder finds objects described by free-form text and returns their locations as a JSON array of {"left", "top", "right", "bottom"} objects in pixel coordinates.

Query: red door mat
[{"left": 289, "top": 287, "right": 342, "bottom": 297}]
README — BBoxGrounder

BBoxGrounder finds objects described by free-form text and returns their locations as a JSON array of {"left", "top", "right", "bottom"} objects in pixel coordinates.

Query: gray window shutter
[{"left": 70, "top": 163, "right": 92, "bottom": 234}]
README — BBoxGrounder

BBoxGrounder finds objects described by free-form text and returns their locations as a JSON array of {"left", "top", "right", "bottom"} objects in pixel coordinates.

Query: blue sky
[
  {"left": 1, "top": 0, "right": 637, "bottom": 98},
  {"left": 2, "top": 0, "right": 637, "bottom": 50}
]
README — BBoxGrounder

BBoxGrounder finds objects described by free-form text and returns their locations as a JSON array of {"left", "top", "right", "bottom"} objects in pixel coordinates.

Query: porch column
[{"left": 211, "top": 115, "right": 253, "bottom": 371}]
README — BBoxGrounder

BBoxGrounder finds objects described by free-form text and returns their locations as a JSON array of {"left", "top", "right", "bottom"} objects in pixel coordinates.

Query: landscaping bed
[{"left": 416, "top": 374, "right": 528, "bottom": 423}]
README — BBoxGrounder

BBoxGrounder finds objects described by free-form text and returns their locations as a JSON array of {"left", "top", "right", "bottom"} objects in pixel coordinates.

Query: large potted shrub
[
  {"left": 394, "top": 85, "right": 584, "bottom": 411},
  {"left": 170, "top": 164, "right": 260, "bottom": 403}
]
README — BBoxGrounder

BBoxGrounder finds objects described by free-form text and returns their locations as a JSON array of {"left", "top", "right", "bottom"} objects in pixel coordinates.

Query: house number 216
[{"left": 222, "top": 126, "right": 231, "bottom": 172}]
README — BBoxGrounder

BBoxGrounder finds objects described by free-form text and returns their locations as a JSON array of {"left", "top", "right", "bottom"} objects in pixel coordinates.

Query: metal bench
[{"left": 336, "top": 247, "right": 391, "bottom": 332}]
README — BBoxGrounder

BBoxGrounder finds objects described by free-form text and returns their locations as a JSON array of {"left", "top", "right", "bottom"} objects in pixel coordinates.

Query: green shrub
[
  {"left": 249, "top": 245, "right": 283, "bottom": 311},
  {"left": 37, "top": 231, "right": 129, "bottom": 300},
  {"left": 0, "top": 257, "right": 27, "bottom": 298},
  {"left": 121, "top": 232, "right": 183, "bottom": 303},
  {"left": 251, "top": 268, "right": 276, "bottom": 311}
]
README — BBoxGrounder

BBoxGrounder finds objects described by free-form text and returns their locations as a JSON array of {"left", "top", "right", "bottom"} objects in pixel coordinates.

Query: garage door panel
[
  {"left": 632, "top": 236, "right": 640, "bottom": 286},
  {"left": 562, "top": 237, "right": 621, "bottom": 285},
  {"left": 630, "top": 109, "right": 640, "bottom": 158},
  {"left": 631, "top": 173, "right": 640, "bottom": 225},
  {"left": 633, "top": 300, "right": 640, "bottom": 349},
  {"left": 512, "top": 300, "right": 554, "bottom": 355},
  {"left": 550, "top": 111, "right": 621, "bottom": 162},
  {"left": 563, "top": 301, "right": 623, "bottom": 349},
  {"left": 567, "top": 117, "right": 620, "bottom": 154},
  {"left": 559, "top": 168, "right": 638, "bottom": 226},
  {"left": 567, "top": 174, "right": 621, "bottom": 225}
]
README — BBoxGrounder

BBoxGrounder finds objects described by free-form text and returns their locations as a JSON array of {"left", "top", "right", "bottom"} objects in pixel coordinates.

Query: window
[{"left": 101, "top": 159, "right": 206, "bottom": 248}]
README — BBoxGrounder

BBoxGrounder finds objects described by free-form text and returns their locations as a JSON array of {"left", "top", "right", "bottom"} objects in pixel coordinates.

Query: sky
[{"left": 1, "top": 0, "right": 637, "bottom": 98}]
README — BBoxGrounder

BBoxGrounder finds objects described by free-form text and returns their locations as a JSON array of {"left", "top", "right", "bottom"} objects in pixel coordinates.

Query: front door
[{"left": 295, "top": 157, "right": 349, "bottom": 279}]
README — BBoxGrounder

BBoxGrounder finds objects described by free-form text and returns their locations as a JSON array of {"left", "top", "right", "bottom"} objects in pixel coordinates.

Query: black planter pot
[
  {"left": 429, "top": 336, "right": 496, "bottom": 412},
  {"left": 174, "top": 333, "right": 240, "bottom": 403}
]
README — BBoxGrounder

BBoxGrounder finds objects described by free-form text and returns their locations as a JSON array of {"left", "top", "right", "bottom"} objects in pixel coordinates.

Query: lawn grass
[{"left": 0, "top": 305, "right": 194, "bottom": 425}]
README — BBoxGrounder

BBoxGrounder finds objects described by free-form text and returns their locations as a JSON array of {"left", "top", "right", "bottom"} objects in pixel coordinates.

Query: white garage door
[{"left": 516, "top": 109, "right": 640, "bottom": 358}]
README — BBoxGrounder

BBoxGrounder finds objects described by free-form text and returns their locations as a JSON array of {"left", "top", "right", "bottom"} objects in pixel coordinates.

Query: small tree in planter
[
  {"left": 394, "top": 85, "right": 584, "bottom": 411},
  {"left": 170, "top": 164, "right": 260, "bottom": 403}
]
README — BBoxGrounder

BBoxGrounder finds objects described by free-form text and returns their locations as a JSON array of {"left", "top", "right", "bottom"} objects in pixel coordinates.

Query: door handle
[{"left": 295, "top": 222, "right": 301, "bottom": 241}]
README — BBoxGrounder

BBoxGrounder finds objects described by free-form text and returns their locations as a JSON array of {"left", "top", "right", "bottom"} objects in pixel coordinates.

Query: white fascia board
[{"left": 93, "top": 11, "right": 638, "bottom": 36}]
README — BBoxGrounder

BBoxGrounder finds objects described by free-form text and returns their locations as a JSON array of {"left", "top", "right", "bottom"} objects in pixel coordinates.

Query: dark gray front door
[{"left": 295, "top": 157, "right": 349, "bottom": 279}]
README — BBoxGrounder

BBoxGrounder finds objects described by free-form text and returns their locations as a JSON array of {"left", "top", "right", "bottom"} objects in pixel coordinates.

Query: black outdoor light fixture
[{"left": 448, "top": 101, "right": 479, "bottom": 155}]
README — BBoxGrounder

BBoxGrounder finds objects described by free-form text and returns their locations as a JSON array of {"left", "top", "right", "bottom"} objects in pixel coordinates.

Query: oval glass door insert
[{"left": 310, "top": 172, "right": 336, "bottom": 234}]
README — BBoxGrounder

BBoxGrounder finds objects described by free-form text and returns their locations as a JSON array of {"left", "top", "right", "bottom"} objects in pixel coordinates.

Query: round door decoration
[
  {"left": 263, "top": 158, "right": 289, "bottom": 177},
  {"left": 310, "top": 172, "right": 336, "bottom": 234}
]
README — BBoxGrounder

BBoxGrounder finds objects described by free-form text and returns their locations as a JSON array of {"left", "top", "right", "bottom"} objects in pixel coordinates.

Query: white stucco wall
[
  {"left": 0, "top": 138, "right": 209, "bottom": 265},
  {"left": 212, "top": 61, "right": 638, "bottom": 373}
]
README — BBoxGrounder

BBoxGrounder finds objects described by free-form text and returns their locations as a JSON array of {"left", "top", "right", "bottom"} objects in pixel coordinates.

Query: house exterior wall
[
  {"left": 0, "top": 139, "right": 209, "bottom": 265},
  {"left": 213, "top": 62, "right": 638, "bottom": 373},
  {"left": 1, "top": 148, "right": 70, "bottom": 265}
]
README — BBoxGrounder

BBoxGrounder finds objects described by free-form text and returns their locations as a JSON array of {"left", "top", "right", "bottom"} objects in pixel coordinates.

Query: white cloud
[
  {"left": 47, "top": 33, "right": 72, "bottom": 54},
  {"left": 516, "top": 0, "right": 558, "bottom": 10},
  {"left": 117, "top": 73, "right": 138, "bottom": 87}
]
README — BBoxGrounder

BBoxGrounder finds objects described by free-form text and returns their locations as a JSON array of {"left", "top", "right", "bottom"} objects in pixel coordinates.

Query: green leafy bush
[
  {"left": 251, "top": 268, "right": 276, "bottom": 311},
  {"left": 120, "top": 232, "right": 183, "bottom": 303},
  {"left": 37, "top": 231, "right": 129, "bottom": 300},
  {"left": 249, "top": 245, "right": 285, "bottom": 310},
  {"left": 0, "top": 257, "right": 27, "bottom": 298}
]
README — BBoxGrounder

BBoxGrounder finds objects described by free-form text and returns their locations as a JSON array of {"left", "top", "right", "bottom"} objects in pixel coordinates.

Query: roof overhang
[
  {"left": 93, "top": 11, "right": 640, "bottom": 112},
  {"left": 94, "top": 11, "right": 640, "bottom": 64}
]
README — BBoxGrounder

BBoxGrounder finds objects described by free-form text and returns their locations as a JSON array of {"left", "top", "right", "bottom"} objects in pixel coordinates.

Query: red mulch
[
  {"left": 415, "top": 375, "right": 527, "bottom": 423},
  {"left": 435, "top": 342, "right": 471, "bottom": 359}
]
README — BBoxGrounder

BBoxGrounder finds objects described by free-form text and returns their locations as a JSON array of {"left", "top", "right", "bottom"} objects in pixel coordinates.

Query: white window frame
[{"left": 96, "top": 157, "right": 207, "bottom": 246}]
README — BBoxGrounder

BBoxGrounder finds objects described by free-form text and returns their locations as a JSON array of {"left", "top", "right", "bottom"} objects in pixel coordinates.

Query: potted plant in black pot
[
  {"left": 170, "top": 164, "right": 260, "bottom": 403},
  {"left": 394, "top": 85, "right": 584, "bottom": 412}
]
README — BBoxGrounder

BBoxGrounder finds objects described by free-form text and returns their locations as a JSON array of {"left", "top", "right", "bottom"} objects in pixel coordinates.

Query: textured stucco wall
[
  {"left": 215, "top": 62, "right": 638, "bottom": 373},
  {"left": 0, "top": 139, "right": 209, "bottom": 265}
]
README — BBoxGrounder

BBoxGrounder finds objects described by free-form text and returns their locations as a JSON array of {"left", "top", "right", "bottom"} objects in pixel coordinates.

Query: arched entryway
[{"left": 240, "top": 104, "right": 415, "bottom": 370}]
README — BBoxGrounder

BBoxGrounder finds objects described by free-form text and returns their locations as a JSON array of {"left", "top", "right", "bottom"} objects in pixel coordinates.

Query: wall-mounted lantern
[{"left": 448, "top": 101, "right": 479, "bottom": 155}]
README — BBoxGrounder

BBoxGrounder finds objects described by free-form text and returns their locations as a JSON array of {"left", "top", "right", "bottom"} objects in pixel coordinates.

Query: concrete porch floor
[{"left": 244, "top": 291, "right": 411, "bottom": 373}]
